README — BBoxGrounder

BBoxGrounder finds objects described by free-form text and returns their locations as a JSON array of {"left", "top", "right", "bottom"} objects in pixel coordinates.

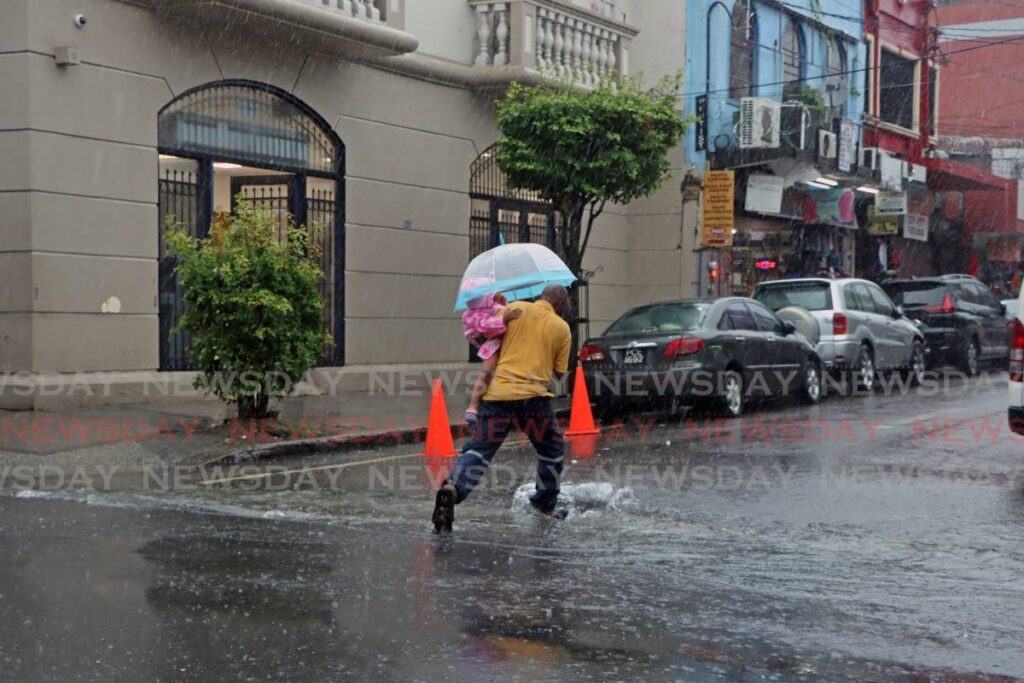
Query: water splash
[{"left": 510, "top": 481, "right": 637, "bottom": 519}]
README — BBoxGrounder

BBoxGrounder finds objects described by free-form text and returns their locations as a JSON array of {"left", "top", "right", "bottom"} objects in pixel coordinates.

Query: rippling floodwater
[{"left": 3, "top": 387, "right": 1024, "bottom": 681}]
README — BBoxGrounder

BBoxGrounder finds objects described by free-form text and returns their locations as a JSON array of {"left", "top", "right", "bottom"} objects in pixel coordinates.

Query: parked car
[
  {"left": 1003, "top": 298, "right": 1017, "bottom": 321},
  {"left": 882, "top": 275, "right": 1010, "bottom": 375},
  {"left": 1009, "top": 289, "right": 1024, "bottom": 434},
  {"left": 752, "top": 278, "right": 926, "bottom": 391},
  {"left": 579, "top": 298, "right": 823, "bottom": 419}
]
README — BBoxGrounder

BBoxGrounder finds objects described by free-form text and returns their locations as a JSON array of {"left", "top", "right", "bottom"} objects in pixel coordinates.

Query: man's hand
[{"left": 502, "top": 307, "right": 524, "bottom": 323}]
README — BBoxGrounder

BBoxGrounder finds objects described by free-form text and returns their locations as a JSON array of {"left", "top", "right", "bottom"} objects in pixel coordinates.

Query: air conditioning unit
[
  {"left": 740, "top": 97, "right": 781, "bottom": 149},
  {"left": 861, "top": 147, "right": 880, "bottom": 171},
  {"left": 818, "top": 130, "right": 838, "bottom": 160},
  {"left": 780, "top": 103, "right": 812, "bottom": 150}
]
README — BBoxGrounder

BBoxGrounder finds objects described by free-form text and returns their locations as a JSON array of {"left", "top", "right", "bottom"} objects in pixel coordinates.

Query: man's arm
[{"left": 552, "top": 322, "right": 571, "bottom": 380}]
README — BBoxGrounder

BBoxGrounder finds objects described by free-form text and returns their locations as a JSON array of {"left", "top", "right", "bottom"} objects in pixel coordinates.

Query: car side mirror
[
  {"left": 781, "top": 321, "right": 797, "bottom": 335},
  {"left": 893, "top": 306, "right": 904, "bottom": 319}
]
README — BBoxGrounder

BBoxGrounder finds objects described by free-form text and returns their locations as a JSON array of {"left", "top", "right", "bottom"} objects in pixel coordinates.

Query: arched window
[
  {"left": 729, "top": 1, "right": 757, "bottom": 99},
  {"left": 782, "top": 19, "right": 804, "bottom": 100},
  {"left": 826, "top": 40, "right": 849, "bottom": 114},
  {"left": 157, "top": 81, "right": 345, "bottom": 370},
  {"left": 469, "top": 144, "right": 556, "bottom": 259}
]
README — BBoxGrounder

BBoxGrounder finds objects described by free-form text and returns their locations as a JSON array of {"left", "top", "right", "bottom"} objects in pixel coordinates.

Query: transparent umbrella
[{"left": 455, "top": 243, "right": 576, "bottom": 311}]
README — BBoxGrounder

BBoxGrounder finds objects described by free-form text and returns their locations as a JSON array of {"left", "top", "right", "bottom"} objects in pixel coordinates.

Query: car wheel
[
  {"left": 855, "top": 345, "right": 876, "bottom": 393},
  {"left": 800, "top": 361, "right": 822, "bottom": 404},
  {"left": 960, "top": 337, "right": 980, "bottom": 377},
  {"left": 717, "top": 370, "right": 744, "bottom": 418},
  {"left": 901, "top": 341, "right": 926, "bottom": 386}
]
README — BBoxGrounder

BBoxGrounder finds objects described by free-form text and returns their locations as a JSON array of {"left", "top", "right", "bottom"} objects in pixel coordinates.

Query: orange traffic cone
[
  {"left": 565, "top": 366, "right": 600, "bottom": 436},
  {"left": 423, "top": 379, "right": 457, "bottom": 457}
]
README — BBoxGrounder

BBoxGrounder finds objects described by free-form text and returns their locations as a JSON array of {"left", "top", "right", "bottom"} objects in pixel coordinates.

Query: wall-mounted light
[
  {"left": 213, "top": 162, "right": 243, "bottom": 170},
  {"left": 813, "top": 177, "right": 839, "bottom": 187},
  {"left": 856, "top": 186, "right": 880, "bottom": 194}
]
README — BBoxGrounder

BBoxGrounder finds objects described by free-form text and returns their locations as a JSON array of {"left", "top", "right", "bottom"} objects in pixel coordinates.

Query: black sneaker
[
  {"left": 529, "top": 497, "right": 567, "bottom": 520},
  {"left": 432, "top": 483, "right": 458, "bottom": 533}
]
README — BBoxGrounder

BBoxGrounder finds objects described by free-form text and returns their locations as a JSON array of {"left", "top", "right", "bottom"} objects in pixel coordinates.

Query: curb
[{"left": 200, "top": 406, "right": 572, "bottom": 467}]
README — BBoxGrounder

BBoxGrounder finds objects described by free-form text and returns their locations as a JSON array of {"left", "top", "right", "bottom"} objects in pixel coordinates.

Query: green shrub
[{"left": 164, "top": 198, "right": 331, "bottom": 419}]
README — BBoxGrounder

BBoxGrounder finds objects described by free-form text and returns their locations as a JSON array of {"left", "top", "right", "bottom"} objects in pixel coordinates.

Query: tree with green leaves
[
  {"left": 164, "top": 199, "right": 331, "bottom": 419},
  {"left": 495, "top": 74, "right": 689, "bottom": 279}
]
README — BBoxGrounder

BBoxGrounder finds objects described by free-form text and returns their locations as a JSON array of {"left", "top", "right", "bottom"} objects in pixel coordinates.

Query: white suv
[
  {"left": 1009, "top": 288, "right": 1024, "bottom": 433},
  {"left": 753, "top": 278, "right": 926, "bottom": 390}
]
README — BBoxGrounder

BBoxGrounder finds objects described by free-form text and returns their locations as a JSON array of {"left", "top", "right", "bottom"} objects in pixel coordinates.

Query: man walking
[{"left": 432, "top": 284, "right": 572, "bottom": 532}]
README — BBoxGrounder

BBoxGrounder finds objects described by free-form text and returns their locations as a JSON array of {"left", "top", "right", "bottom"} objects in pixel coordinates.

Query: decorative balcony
[
  {"left": 467, "top": 0, "right": 638, "bottom": 88},
  {"left": 121, "top": 0, "right": 418, "bottom": 57}
]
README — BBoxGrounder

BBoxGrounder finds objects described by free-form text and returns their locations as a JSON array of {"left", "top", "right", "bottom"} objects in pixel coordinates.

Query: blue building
[{"left": 684, "top": 0, "right": 869, "bottom": 294}]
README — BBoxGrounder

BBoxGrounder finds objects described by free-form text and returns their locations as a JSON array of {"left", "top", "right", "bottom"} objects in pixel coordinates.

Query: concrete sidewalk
[{"left": 0, "top": 388, "right": 570, "bottom": 469}]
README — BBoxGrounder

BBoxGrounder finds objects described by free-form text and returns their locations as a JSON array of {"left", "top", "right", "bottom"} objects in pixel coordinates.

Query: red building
[
  {"left": 860, "top": 0, "right": 940, "bottom": 278},
  {"left": 936, "top": 0, "right": 1024, "bottom": 139},
  {"left": 863, "top": 0, "right": 935, "bottom": 164},
  {"left": 933, "top": 0, "right": 1024, "bottom": 286}
]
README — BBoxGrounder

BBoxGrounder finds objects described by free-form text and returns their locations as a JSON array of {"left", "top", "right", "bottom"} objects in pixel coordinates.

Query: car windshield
[
  {"left": 753, "top": 283, "right": 833, "bottom": 311},
  {"left": 604, "top": 303, "right": 708, "bottom": 336},
  {"left": 882, "top": 282, "right": 946, "bottom": 308}
]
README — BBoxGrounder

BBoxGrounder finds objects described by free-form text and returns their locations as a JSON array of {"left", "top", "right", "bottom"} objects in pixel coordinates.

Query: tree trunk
[
  {"left": 559, "top": 207, "right": 586, "bottom": 379},
  {"left": 238, "top": 390, "right": 270, "bottom": 420}
]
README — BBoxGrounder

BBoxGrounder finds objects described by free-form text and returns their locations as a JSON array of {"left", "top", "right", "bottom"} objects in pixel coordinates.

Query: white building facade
[{"left": 0, "top": 0, "right": 694, "bottom": 408}]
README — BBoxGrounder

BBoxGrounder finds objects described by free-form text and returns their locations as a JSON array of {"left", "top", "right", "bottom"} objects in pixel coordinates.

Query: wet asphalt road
[{"left": 2, "top": 373, "right": 1024, "bottom": 682}]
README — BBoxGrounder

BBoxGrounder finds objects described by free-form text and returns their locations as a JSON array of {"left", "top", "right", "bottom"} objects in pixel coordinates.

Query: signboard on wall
[
  {"left": 876, "top": 191, "right": 908, "bottom": 215},
  {"left": 988, "top": 236, "right": 1022, "bottom": 263},
  {"left": 867, "top": 208, "right": 900, "bottom": 236},
  {"left": 903, "top": 213, "right": 929, "bottom": 242},
  {"left": 702, "top": 170, "right": 735, "bottom": 247},
  {"left": 838, "top": 119, "right": 858, "bottom": 174},
  {"left": 880, "top": 154, "right": 904, "bottom": 192},
  {"left": 695, "top": 95, "right": 708, "bottom": 152},
  {"left": 805, "top": 188, "right": 855, "bottom": 225},
  {"left": 745, "top": 174, "right": 784, "bottom": 214}
]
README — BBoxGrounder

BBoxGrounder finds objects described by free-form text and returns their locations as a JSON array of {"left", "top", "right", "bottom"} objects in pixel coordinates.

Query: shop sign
[
  {"left": 903, "top": 213, "right": 929, "bottom": 242},
  {"left": 838, "top": 119, "right": 858, "bottom": 174},
  {"left": 806, "top": 188, "right": 855, "bottom": 225},
  {"left": 695, "top": 95, "right": 708, "bottom": 152},
  {"left": 867, "top": 208, "right": 900, "bottom": 236},
  {"left": 988, "top": 236, "right": 1022, "bottom": 263},
  {"left": 702, "top": 170, "right": 735, "bottom": 247},
  {"left": 880, "top": 153, "right": 904, "bottom": 192},
  {"left": 745, "top": 174, "right": 785, "bottom": 214},
  {"left": 876, "top": 191, "right": 908, "bottom": 215}
]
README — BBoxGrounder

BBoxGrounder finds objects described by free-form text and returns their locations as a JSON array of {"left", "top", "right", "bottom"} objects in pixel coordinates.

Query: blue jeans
[{"left": 449, "top": 397, "right": 564, "bottom": 511}]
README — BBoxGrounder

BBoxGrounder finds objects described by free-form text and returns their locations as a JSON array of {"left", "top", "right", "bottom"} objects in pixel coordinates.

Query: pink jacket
[{"left": 462, "top": 294, "right": 506, "bottom": 360}]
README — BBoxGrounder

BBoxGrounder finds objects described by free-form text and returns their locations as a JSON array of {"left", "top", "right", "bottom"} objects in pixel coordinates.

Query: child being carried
[{"left": 462, "top": 292, "right": 522, "bottom": 425}]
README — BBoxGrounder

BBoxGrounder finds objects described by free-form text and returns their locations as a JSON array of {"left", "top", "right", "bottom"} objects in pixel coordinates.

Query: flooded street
[{"left": 2, "top": 375, "right": 1023, "bottom": 681}]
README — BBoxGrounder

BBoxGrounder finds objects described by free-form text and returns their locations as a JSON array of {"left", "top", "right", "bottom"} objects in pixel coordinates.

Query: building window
[
  {"left": 729, "top": 1, "right": 756, "bottom": 99},
  {"left": 826, "top": 40, "right": 848, "bottom": 114},
  {"left": 879, "top": 49, "right": 917, "bottom": 131},
  {"left": 782, "top": 19, "right": 804, "bottom": 100}
]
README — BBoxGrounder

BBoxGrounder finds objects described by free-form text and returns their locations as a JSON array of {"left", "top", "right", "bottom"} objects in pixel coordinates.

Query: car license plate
[{"left": 623, "top": 348, "right": 646, "bottom": 364}]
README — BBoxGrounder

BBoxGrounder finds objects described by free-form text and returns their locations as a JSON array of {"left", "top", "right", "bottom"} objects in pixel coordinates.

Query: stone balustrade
[
  {"left": 302, "top": 0, "right": 386, "bottom": 24},
  {"left": 468, "top": 0, "right": 637, "bottom": 86}
]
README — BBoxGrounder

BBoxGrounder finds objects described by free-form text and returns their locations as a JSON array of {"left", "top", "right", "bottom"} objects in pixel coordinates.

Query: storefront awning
[{"left": 923, "top": 158, "right": 1012, "bottom": 192}]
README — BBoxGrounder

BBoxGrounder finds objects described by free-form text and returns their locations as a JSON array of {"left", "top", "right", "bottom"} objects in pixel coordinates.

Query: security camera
[{"left": 73, "top": 14, "right": 87, "bottom": 28}]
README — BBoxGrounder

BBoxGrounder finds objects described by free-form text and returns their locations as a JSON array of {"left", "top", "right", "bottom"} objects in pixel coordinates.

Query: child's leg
[{"left": 466, "top": 353, "right": 499, "bottom": 419}]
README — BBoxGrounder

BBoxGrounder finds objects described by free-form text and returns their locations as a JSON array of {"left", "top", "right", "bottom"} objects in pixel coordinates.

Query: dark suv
[{"left": 881, "top": 275, "right": 1009, "bottom": 375}]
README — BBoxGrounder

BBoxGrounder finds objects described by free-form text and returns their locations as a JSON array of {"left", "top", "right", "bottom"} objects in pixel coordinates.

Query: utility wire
[{"left": 681, "top": 32, "right": 1024, "bottom": 99}]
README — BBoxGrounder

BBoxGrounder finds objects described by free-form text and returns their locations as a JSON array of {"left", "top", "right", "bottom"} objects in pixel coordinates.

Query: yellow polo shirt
[{"left": 484, "top": 300, "right": 572, "bottom": 401}]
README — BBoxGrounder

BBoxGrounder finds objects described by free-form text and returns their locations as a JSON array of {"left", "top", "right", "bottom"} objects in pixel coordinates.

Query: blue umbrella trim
[{"left": 454, "top": 268, "right": 577, "bottom": 311}]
